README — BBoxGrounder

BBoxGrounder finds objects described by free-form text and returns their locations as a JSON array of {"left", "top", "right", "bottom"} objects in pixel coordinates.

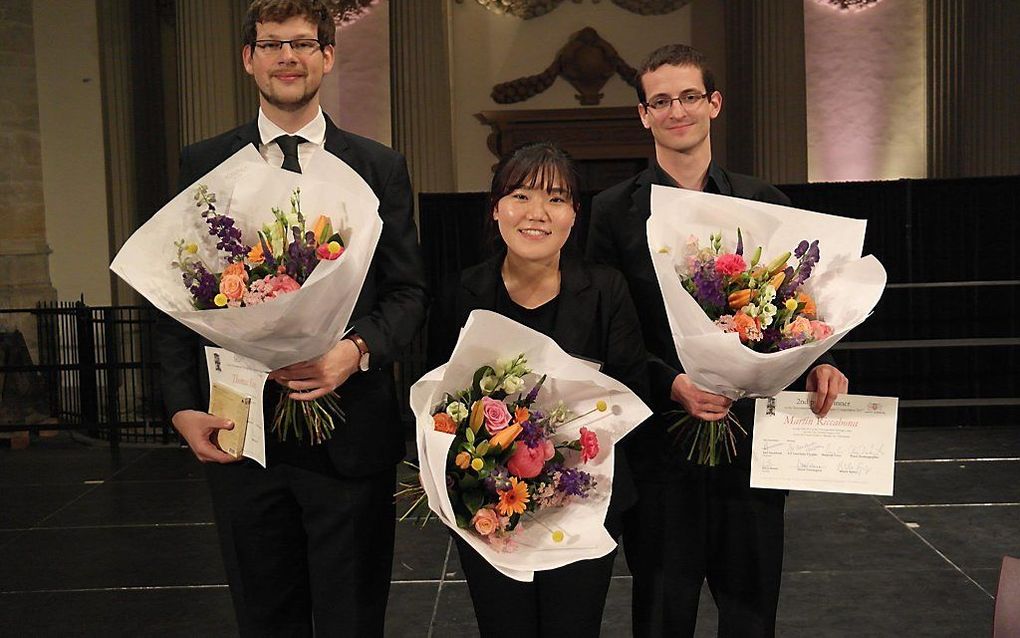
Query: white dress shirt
[{"left": 256, "top": 107, "right": 327, "bottom": 171}]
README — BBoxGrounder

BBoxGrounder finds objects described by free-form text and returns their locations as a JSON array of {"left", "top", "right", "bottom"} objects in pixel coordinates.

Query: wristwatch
[{"left": 346, "top": 333, "right": 370, "bottom": 372}]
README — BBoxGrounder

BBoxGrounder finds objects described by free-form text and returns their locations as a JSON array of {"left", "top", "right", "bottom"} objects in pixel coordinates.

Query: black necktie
[{"left": 274, "top": 135, "right": 306, "bottom": 173}]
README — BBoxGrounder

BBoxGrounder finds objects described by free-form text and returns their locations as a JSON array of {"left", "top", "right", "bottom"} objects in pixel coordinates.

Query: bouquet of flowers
[
  {"left": 111, "top": 146, "right": 382, "bottom": 453},
  {"left": 647, "top": 185, "right": 886, "bottom": 465},
  {"left": 415, "top": 353, "right": 605, "bottom": 551},
  {"left": 410, "top": 310, "right": 651, "bottom": 581},
  {"left": 670, "top": 229, "right": 836, "bottom": 463},
  {"left": 170, "top": 184, "right": 348, "bottom": 442}
]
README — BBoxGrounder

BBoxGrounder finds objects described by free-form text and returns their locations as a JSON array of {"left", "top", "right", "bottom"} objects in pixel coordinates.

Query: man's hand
[
  {"left": 805, "top": 364, "right": 849, "bottom": 418},
  {"left": 268, "top": 339, "right": 360, "bottom": 401},
  {"left": 670, "top": 373, "right": 733, "bottom": 421},
  {"left": 172, "top": 410, "right": 240, "bottom": 463}
]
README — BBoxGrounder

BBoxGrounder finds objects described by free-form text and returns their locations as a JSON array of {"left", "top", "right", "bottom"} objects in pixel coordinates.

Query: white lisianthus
[
  {"left": 760, "top": 303, "right": 777, "bottom": 327},
  {"left": 479, "top": 374, "right": 498, "bottom": 395},
  {"left": 446, "top": 401, "right": 469, "bottom": 423},
  {"left": 502, "top": 374, "right": 525, "bottom": 394}
]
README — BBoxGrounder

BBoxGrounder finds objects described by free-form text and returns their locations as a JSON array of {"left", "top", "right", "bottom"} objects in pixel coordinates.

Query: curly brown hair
[{"left": 241, "top": 0, "right": 336, "bottom": 49}]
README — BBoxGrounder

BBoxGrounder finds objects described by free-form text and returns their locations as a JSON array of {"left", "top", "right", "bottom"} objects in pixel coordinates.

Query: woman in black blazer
[{"left": 427, "top": 142, "right": 648, "bottom": 637}]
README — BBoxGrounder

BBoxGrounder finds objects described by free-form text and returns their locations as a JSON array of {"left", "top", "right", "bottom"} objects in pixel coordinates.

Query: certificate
[
  {"left": 204, "top": 347, "right": 270, "bottom": 468},
  {"left": 749, "top": 391, "right": 898, "bottom": 496}
]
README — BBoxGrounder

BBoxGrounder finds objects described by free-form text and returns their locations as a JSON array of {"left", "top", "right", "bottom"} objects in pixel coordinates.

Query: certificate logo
[
  {"left": 766, "top": 397, "right": 776, "bottom": 416},
  {"left": 867, "top": 402, "right": 880, "bottom": 413},
  {"left": 214, "top": 352, "right": 222, "bottom": 372}
]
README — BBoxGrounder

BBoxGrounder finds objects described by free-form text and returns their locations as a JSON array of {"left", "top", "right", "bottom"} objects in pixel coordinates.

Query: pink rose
[
  {"left": 579, "top": 427, "right": 599, "bottom": 463},
  {"left": 714, "top": 253, "right": 747, "bottom": 277},
  {"left": 471, "top": 507, "right": 500, "bottom": 536},
  {"left": 481, "top": 396, "right": 511, "bottom": 435},
  {"left": 268, "top": 274, "right": 301, "bottom": 294},
  {"left": 810, "top": 320, "right": 833, "bottom": 341},
  {"left": 507, "top": 443, "right": 546, "bottom": 479}
]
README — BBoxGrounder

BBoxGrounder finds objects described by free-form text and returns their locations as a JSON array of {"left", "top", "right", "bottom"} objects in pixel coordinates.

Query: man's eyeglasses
[
  {"left": 642, "top": 93, "right": 710, "bottom": 112},
  {"left": 253, "top": 39, "right": 323, "bottom": 56}
]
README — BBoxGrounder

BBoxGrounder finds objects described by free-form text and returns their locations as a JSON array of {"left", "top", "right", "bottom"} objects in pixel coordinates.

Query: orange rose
[
  {"left": 732, "top": 313, "right": 760, "bottom": 343},
  {"left": 223, "top": 262, "right": 248, "bottom": 282},
  {"left": 433, "top": 412, "right": 457, "bottom": 434},
  {"left": 219, "top": 274, "right": 246, "bottom": 301},
  {"left": 471, "top": 507, "right": 500, "bottom": 536}
]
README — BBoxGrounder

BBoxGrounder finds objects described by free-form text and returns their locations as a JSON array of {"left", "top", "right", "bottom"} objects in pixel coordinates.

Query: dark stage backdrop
[{"left": 419, "top": 176, "right": 1019, "bottom": 427}]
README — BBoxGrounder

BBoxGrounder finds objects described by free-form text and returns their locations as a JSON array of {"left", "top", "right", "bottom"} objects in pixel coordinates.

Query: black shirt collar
[{"left": 652, "top": 160, "right": 731, "bottom": 195}]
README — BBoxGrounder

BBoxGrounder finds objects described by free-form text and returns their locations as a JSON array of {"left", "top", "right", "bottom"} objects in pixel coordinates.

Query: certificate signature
[{"left": 750, "top": 392, "right": 898, "bottom": 495}]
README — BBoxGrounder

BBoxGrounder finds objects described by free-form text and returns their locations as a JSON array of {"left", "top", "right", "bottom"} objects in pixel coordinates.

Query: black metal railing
[{"left": 0, "top": 303, "right": 173, "bottom": 446}]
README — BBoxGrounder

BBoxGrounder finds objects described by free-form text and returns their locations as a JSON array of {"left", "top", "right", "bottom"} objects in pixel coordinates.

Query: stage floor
[{"left": 2, "top": 426, "right": 1017, "bottom": 636}]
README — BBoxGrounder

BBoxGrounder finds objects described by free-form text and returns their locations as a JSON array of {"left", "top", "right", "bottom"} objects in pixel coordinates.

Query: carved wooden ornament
[{"left": 491, "top": 27, "right": 637, "bottom": 106}]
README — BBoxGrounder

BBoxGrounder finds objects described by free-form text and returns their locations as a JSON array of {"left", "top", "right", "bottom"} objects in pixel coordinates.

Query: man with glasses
[
  {"left": 156, "top": 1, "right": 427, "bottom": 635},
  {"left": 586, "top": 44, "right": 846, "bottom": 637}
]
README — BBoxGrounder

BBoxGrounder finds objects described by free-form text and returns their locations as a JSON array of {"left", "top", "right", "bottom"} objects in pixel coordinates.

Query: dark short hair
[
  {"left": 635, "top": 44, "right": 716, "bottom": 104},
  {"left": 242, "top": 0, "right": 336, "bottom": 49},
  {"left": 485, "top": 142, "right": 581, "bottom": 248}
]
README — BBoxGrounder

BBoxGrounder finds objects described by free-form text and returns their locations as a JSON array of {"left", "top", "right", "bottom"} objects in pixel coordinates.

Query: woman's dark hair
[{"left": 485, "top": 142, "right": 581, "bottom": 249}]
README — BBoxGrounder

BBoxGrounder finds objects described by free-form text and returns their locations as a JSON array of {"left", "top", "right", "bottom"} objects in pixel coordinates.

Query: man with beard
[
  {"left": 156, "top": 1, "right": 427, "bottom": 635},
  {"left": 586, "top": 44, "right": 847, "bottom": 637}
]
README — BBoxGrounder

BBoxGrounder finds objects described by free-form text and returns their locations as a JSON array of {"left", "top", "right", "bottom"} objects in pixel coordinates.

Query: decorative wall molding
[
  {"left": 812, "top": 0, "right": 883, "bottom": 12},
  {"left": 491, "top": 27, "right": 636, "bottom": 106},
  {"left": 455, "top": 0, "right": 688, "bottom": 19}
]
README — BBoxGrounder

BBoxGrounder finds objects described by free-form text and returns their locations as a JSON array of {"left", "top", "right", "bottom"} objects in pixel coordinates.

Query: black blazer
[
  {"left": 156, "top": 115, "right": 428, "bottom": 476},
  {"left": 586, "top": 165, "right": 833, "bottom": 476},
  {"left": 427, "top": 252, "right": 649, "bottom": 535}
]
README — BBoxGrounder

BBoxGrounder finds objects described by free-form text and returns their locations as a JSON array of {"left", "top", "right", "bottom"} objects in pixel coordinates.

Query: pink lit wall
[
  {"left": 804, "top": 0, "right": 926, "bottom": 182},
  {"left": 320, "top": 1, "right": 391, "bottom": 146}
]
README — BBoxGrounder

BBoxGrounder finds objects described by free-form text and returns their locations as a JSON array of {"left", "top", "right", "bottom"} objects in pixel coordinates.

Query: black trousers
[
  {"left": 623, "top": 404, "right": 786, "bottom": 638},
  {"left": 205, "top": 437, "right": 396, "bottom": 638},
  {"left": 456, "top": 537, "right": 617, "bottom": 637}
]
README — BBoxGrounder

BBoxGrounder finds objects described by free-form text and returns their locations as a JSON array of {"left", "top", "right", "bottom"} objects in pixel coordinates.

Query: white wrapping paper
[
  {"left": 110, "top": 145, "right": 382, "bottom": 370},
  {"left": 410, "top": 310, "right": 652, "bottom": 582},
  {"left": 647, "top": 185, "right": 886, "bottom": 399}
]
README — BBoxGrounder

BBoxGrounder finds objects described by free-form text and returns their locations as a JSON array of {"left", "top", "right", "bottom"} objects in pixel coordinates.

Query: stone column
[
  {"left": 176, "top": 0, "right": 255, "bottom": 147},
  {"left": 0, "top": 1, "right": 57, "bottom": 316},
  {"left": 725, "top": 0, "right": 808, "bottom": 184},
  {"left": 389, "top": 0, "right": 456, "bottom": 197},
  {"left": 927, "top": 0, "right": 1020, "bottom": 178}
]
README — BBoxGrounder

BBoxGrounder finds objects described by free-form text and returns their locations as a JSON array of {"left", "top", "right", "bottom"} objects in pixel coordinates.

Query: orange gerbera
[{"left": 497, "top": 477, "right": 530, "bottom": 516}]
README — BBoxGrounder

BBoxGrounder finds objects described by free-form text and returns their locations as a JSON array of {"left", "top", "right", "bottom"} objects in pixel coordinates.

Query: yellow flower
[
  {"left": 213, "top": 293, "right": 228, "bottom": 307},
  {"left": 497, "top": 477, "right": 529, "bottom": 516},
  {"left": 595, "top": 400, "right": 608, "bottom": 412},
  {"left": 551, "top": 530, "right": 564, "bottom": 543},
  {"left": 185, "top": 243, "right": 198, "bottom": 254},
  {"left": 785, "top": 298, "right": 799, "bottom": 312},
  {"left": 470, "top": 457, "right": 484, "bottom": 472}
]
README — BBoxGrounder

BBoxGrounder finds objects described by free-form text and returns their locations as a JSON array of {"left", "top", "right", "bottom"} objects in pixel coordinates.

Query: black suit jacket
[
  {"left": 586, "top": 165, "right": 833, "bottom": 477},
  {"left": 427, "top": 251, "right": 648, "bottom": 535},
  {"left": 156, "top": 115, "right": 428, "bottom": 476}
]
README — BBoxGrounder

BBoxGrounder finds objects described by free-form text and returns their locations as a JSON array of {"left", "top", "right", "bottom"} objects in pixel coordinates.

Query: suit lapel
[
  {"left": 323, "top": 115, "right": 353, "bottom": 164},
  {"left": 550, "top": 256, "right": 597, "bottom": 356},
  {"left": 232, "top": 120, "right": 261, "bottom": 154},
  {"left": 630, "top": 167, "right": 655, "bottom": 220}
]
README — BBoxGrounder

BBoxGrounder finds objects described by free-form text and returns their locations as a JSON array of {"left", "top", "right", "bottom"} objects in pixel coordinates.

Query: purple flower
[
  {"left": 183, "top": 263, "right": 218, "bottom": 308},
  {"left": 483, "top": 466, "right": 512, "bottom": 495},
  {"left": 520, "top": 418, "right": 545, "bottom": 448},
  {"left": 203, "top": 210, "right": 247, "bottom": 262},
  {"left": 691, "top": 260, "right": 726, "bottom": 310},
  {"left": 553, "top": 465, "right": 596, "bottom": 498}
]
